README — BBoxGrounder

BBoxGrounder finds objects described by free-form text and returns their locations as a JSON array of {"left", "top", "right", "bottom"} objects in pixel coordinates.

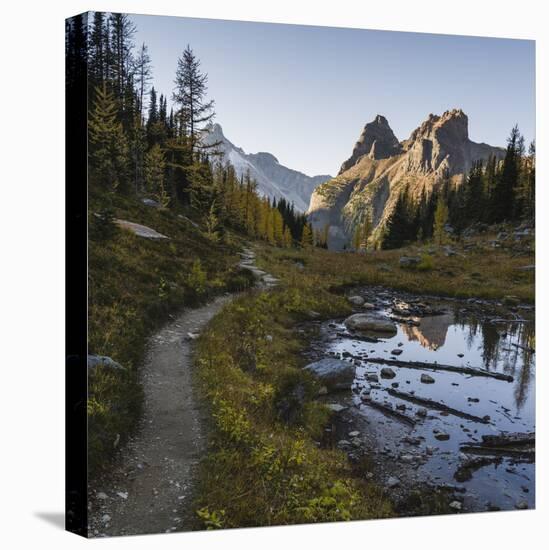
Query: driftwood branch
[
  {"left": 365, "top": 357, "right": 514, "bottom": 382},
  {"left": 459, "top": 432, "right": 535, "bottom": 459},
  {"left": 386, "top": 388, "right": 490, "bottom": 423},
  {"left": 361, "top": 398, "right": 416, "bottom": 426}
]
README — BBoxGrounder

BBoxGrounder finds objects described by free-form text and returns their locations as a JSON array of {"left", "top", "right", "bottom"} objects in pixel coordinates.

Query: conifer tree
[
  {"left": 144, "top": 144, "right": 169, "bottom": 206},
  {"left": 89, "top": 84, "right": 129, "bottom": 191},
  {"left": 492, "top": 125, "right": 521, "bottom": 222},
  {"left": 134, "top": 42, "right": 152, "bottom": 120},
  {"left": 173, "top": 45, "right": 218, "bottom": 157},
  {"left": 433, "top": 196, "right": 449, "bottom": 245},
  {"left": 301, "top": 223, "right": 313, "bottom": 248}
]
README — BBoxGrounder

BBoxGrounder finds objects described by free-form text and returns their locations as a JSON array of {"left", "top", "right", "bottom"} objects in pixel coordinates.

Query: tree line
[
  {"left": 380, "top": 125, "right": 535, "bottom": 249},
  {"left": 67, "top": 12, "right": 314, "bottom": 247}
]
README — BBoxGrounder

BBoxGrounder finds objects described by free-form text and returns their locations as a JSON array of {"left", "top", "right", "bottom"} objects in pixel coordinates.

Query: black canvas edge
[{"left": 65, "top": 11, "right": 89, "bottom": 538}]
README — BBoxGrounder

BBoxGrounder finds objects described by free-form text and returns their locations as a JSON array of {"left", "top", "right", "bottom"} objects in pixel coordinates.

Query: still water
[{"left": 318, "top": 293, "right": 535, "bottom": 512}]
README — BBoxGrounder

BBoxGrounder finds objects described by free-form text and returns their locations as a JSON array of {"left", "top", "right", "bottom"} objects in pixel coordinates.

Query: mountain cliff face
[
  {"left": 204, "top": 124, "right": 331, "bottom": 212},
  {"left": 308, "top": 109, "right": 505, "bottom": 249}
]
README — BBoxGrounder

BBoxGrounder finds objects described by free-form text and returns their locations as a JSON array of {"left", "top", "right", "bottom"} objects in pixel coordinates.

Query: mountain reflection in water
[{"left": 396, "top": 308, "right": 535, "bottom": 412}]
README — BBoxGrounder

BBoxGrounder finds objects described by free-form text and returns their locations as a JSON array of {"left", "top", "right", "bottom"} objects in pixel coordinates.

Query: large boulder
[
  {"left": 303, "top": 358, "right": 355, "bottom": 391},
  {"left": 344, "top": 313, "right": 397, "bottom": 337}
]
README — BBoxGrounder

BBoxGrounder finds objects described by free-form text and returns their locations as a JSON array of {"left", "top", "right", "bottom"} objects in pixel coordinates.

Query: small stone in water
[
  {"left": 434, "top": 431, "right": 450, "bottom": 441},
  {"left": 348, "top": 431, "right": 360, "bottom": 437},
  {"left": 449, "top": 501, "right": 462, "bottom": 511},
  {"left": 381, "top": 367, "right": 396, "bottom": 379},
  {"left": 391, "top": 349, "right": 403, "bottom": 356},
  {"left": 421, "top": 374, "right": 435, "bottom": 384}
]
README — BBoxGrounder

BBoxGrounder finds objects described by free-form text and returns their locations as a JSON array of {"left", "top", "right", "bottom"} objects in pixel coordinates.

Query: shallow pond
[{"left": 315, "top": 289, "right": 535, "bottom": 513}]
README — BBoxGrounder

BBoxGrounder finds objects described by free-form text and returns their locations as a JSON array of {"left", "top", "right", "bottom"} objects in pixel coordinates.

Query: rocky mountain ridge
[
  {"left": 204, "top": 124, "right": 331, "bottom": 212},
  {"left": 308, "top": 109, "right": 505, "bottom": 249}
]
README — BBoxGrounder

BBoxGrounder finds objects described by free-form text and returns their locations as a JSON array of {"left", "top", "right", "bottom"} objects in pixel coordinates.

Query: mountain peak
[{"left": 339, "top": 114, "right": 401, "bottom": 174}]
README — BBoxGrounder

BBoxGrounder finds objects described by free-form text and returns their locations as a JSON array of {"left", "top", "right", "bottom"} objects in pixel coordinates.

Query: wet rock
[
  {"left": 457, "top": 353, "right": 464, "bottom": 358},
  {"left": 420, "top": 373, "right": 435, "bottom": 384},
  {"left": 344, "top": 314, "right": 397, "bottom": 336},
  {"left": 348, "top": 295, "right": 365, "bottom": 306},
  {"left": 416, "top": 408, "right": 428, "bottom": 418},
  {"left": 449, "top": 501, "right": 462, "bottom": 511},
  {"left": 366, "top": 373, "right": 379, "bottom": 383},
  {"left": 391, "top": 349, "right": 403, "bottom": 356},
  {"left": 467, "top": 397, "right": 479, "bottom": 403},
  {"left": 386, "top": 476, "right": 400, "bottom": 488},
  {"left": 391, "top": 382, "right": 399, "bottom": 388},
  {"left": 303, "top": 358, "right": 355, "bottom": 391},
  {"left": 348, "top": 431, "right": 360, "bottom": 437},
  {"left": 434, "top": 431, "right": 450, "bottom": 441},
  {"left": 380, "top": 367, "right": 396, "bottom": 379},
  {"left": 337, "top": 439, "right": 351, "bottom": 449},
  {"left": 400, "top": 454, "right": 416, "bottom": 464},
  {"left": 186, "top": 332, "right": 200, "bottom": 341},
  {"left": 363, "top": 302, "right": 376, "bottom": 310}
]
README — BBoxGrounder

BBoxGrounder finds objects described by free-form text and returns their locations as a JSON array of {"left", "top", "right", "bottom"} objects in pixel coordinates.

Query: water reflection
[
  {"left": 401, "top": 313, "right": 454, "bottom": 350},
  {"left": 320, "top": 294, "right": 535, "bottom": 512},
  {"left": 397, "top": 307, "right": 535, "bottom": 411}
]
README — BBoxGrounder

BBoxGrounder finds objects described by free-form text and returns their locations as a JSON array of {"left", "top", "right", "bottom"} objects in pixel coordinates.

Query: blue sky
[{"left": 131, "top": 14, "right": 535, "bottom": 176}]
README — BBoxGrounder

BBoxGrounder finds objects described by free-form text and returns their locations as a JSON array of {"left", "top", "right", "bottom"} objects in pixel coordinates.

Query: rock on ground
[{"left": 303, "top": 358, "right": 355, "bottom": 391}]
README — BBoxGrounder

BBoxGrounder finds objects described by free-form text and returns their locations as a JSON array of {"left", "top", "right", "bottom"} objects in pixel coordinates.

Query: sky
[{"left": 131, "top": 13, "right": 535, "bottom": 177}]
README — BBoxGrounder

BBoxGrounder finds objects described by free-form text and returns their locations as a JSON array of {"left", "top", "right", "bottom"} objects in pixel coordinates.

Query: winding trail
[{"left": 88, "top": 248, "right": 272, "bottom": 537}]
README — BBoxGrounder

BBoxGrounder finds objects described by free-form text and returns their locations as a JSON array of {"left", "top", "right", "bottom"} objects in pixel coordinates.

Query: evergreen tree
[
  {"left": 108, "top": 13, "right": 136, "bottom": 103},
  {"left": 382, "top": 190, "right": 412, "bottom": 249},
  {"left": 88, "top": 84, "right": 129, "bottom": 191},
  {"left": 144, "top": 144, "right": 169, "bottom": 206},
  {"left": 134, "top": 42, "right": 152, "bottom": 120},
  {"left": 173, "top": 45, "right": 218, "bottom": 157},
  {"left": 89, "top": 12, "right": 107, "bottom": 90},
  {"left": 433, "top": 196, "right": 449, "bottom": 245},
  {"left": 301, "top": 223, "right": 313, "bottom": 248},
  {"left": 492, "top": 125, "right": 521, "bottom": 222}
]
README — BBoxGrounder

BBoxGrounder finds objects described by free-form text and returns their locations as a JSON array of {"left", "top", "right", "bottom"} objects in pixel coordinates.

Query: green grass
[
  {"left": 194, "top": 287, "right": 391, "bottom": 529},
  {"left": 87, "top": 190, "right": 255, "bottom": 476},
  {"left": 255, "top": 231, "right": 534, "bottom": 303}
]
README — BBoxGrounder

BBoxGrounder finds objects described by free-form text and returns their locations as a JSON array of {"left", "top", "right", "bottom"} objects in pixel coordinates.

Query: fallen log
[
  {"left": 479, "top": 432, "right": 535, "bottom": 448},
  {"left": 458, "top": 444, "right": 535, "bottom": 459},
  {"left": 386, "top": 388, "right": 490, "bottom": 423},
  {"left": 361, "top": 398, "right": 416, "bottom": 426},
  {"left": 459, "top": 432, "right": 535, "bottom": 459},
  {"left": 365, "top": 357, "right": 514, "bottom": 382}
]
